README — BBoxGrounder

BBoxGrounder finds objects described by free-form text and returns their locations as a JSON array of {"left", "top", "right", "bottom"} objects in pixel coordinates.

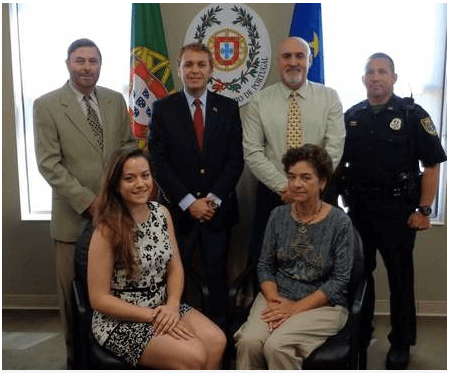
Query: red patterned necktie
[{"left": 193, "top": 98, "right": 204, "bottom": 150}]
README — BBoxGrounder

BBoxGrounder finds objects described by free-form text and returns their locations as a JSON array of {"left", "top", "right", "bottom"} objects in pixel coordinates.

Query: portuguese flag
[{"left": 130, "top": 3, "right": 174, "bottom": 149}]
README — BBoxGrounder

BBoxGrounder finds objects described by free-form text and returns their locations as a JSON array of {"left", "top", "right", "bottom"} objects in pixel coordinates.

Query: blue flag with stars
[{"left": 289, "top": 4, "right": 324, "bottom": 83}]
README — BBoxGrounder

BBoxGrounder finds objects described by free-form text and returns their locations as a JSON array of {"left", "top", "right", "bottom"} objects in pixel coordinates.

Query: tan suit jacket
[{"left": 34, "top": 81, "right": 134, "bottom": 242}]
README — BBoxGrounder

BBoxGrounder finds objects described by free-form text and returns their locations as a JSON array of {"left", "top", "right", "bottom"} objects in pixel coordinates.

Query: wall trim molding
[
  {"left": 2, "top": 295, "right": 447, "bottom": 317},
  {"left": 375, "top": 300, "right": 446, "bottom": 317},
  {"left": 2, "top": 294, "right": 59, "bottom": 310}
]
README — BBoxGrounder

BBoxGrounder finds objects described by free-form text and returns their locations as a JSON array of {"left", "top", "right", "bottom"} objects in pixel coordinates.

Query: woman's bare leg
[
  {"left": 137, "top": 309, "right": 226, "bottom": 369},
  {"left": 181, "top": 309, "right": 227, "bottom": 369}
]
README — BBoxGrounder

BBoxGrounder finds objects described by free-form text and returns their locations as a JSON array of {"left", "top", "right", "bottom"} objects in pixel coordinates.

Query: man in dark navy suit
[{"left": 148, "top": 43, "right": 244, "bottom": 329}]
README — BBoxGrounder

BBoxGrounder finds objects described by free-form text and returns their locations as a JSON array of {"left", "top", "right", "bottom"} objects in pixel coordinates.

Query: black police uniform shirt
[{"left": 343, "top": 94, "right": 446, "bottom": 187}]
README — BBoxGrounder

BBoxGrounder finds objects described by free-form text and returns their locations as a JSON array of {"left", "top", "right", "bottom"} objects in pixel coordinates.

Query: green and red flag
[{"left": 130, "top": 3, "right": 174, "bottom": 149}]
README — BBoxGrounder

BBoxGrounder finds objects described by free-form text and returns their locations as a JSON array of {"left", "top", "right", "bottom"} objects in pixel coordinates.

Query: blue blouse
[{"left": 257, "top": 205, "right": 354, "bottom": 307}]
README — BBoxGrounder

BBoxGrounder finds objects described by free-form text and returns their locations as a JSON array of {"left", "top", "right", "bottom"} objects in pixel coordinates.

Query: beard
[{"left": 282, "top": 70, "right": 305, "bottom": 89}]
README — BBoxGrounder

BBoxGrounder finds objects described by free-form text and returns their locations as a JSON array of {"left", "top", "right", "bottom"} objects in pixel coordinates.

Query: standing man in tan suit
[{"left": 33, "top": 38, "right": 134, "bottom": 368}]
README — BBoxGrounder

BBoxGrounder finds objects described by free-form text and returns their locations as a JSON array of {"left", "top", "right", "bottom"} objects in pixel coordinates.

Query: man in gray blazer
[{"left": 33, "top": 38, "right": 134, "bottom": 367}]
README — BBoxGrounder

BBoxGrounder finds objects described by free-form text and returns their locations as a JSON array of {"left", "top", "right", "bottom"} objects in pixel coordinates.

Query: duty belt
[{"left": 349, "top": 183, "right": 408, "bottom": 199}]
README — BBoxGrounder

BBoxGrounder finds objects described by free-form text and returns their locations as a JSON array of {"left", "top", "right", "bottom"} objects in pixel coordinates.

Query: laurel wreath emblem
[{"left": 193, "top": 5, "right": 261, "bottom": 94}]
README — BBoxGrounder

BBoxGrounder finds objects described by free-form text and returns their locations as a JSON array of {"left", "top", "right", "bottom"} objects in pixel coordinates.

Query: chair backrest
[
  {"left": 346, "top": 229, "right": 364, "bottom": 307},
  {"left": 74, "top": 220, "right": 94, "bottom": 305}
]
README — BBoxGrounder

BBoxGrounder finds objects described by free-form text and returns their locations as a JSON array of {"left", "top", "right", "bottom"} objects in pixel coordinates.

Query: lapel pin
[{"left": 213, "top": 107, "right": 218, "bottom": 114}]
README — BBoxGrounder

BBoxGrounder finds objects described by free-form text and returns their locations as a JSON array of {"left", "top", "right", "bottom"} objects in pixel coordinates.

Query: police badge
[{"left": 389, "top": 118, "right": 402, "bottom": 130}]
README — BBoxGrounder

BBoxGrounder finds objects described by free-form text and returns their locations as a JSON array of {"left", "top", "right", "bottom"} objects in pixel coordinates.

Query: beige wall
[{"left": 2, "top": 3, "right": 446, "bottom": 314}]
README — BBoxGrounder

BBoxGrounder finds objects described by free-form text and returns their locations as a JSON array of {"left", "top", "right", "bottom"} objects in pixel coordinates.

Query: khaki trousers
[
  {"left": 234, "top": 293, "right": 348, "bottom": 369},
  {"left": 54, "top": 240, "right": 76, "bottom": 363}
]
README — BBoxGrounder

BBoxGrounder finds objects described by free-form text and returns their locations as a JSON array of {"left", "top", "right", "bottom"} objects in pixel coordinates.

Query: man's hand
[
  {"left": 85, "top": 195, "right": 100, "bottom": 219},
  {"left": 279, "top": 186, "right": 293, "bottom": 204},
  {"left": 407, "top": 211, "right": 431, "bottom": 231},
  {"left": 188, "top": 198, "right": 216, "bottom": 222}
]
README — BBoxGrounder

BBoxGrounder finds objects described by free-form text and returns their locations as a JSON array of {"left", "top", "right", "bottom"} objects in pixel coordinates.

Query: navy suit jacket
[{"left": 148, "top": 90, "right": 244, "bottom": 231}]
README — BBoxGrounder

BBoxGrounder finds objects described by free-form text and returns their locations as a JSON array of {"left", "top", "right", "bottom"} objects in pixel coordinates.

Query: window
[
  {"left": 10, "top": 3, "right": 131, "bottom": 220},
  {"left": 11, "top": 4, "right": 446, "bottom": 223},
  {"left": 322, "top": 3, "right": 447, "bottom": 224}
]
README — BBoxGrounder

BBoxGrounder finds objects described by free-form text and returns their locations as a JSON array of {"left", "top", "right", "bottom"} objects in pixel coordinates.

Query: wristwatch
[{"left": 416, "top": 205, "right": 432, "bottom": 216}]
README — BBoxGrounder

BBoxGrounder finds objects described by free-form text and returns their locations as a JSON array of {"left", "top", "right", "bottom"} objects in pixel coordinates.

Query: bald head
[
  {"left": 278, "top": 37, "right": 311, "bottom": 58},
  {"left": 277, "top": 37, "right": 312, "bottom": 90}
]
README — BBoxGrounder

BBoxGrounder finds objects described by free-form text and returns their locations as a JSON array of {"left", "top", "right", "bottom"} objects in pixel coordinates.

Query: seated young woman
[
  {"left": 234, "top": 144, "right": 355, "bottom": 369},
  {"left": 87, "top": 145, "right": 226, "bottom": 369}
]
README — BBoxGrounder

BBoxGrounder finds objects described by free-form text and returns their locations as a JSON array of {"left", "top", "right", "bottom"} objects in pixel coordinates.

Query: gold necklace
[{"left": 294, "top": 201, "right": 323, "bottom": 234}]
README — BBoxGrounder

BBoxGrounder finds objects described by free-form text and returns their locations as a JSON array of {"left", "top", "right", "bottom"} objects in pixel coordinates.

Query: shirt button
[{"left": 199, "top": 168, "right": 206, "bottom": 175}]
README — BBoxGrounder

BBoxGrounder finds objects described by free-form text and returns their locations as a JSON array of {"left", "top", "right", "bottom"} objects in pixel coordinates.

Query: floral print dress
[{"left": 91, "top": 201, "right": 191, "bottom": 366}]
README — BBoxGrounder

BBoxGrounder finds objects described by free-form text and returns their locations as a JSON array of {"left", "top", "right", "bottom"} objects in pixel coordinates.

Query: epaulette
[
  {"left": 345, "top": 100, "right": 368, "bottom": 116},
  {"left": 401, "top": 96, "right": 415, "bottom": 111}
]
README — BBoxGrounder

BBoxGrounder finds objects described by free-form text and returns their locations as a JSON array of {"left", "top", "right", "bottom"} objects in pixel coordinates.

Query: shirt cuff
[
  {"left": 179, "top": 194, "right": 196, "bottom": 211},
  {"left": 207, "top": 193, "right": 222, "bottom": 207}
]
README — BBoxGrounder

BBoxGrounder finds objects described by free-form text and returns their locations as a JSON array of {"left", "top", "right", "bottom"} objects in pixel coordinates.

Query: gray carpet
[
  {"left": 3, "top": 332, "right": 66, "bottom": 370},
  {"left": 2, "top": 310, "right": 447, "bottom": 370},
  {"left": 2, "top": 310, "right": 66, "bottom": 370}
]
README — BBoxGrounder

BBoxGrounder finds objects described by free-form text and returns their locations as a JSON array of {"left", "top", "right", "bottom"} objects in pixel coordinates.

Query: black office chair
[
  {"left": 72, "top": 219, "right": 211, "bottom": 369},
  {"left": 72, "top": 220, "right": 133, "bottom": 369},
  {"left": 227, "top": 228, "right": 367, "bottom": 370}
]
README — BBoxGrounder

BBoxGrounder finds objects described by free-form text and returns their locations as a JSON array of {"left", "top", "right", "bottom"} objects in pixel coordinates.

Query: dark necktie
[
  {"left": 193, "top": 98, "right": 204, "bottom": 150},
  {"left": 83, "top": 96, "right": 103, "bottom": 151}
]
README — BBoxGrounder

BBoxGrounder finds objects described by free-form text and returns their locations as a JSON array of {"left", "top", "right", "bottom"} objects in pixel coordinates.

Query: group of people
[{"left": 34, "top": 35, "right": 445, "bottom": 370}]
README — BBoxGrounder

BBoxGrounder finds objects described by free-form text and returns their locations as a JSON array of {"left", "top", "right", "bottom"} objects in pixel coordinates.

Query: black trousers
[
  {"left": 177, "top": 220, "right": 230, "bottom": 328},
  {"left": 349, "top": 207, "right": 417, "bottom": 347}
]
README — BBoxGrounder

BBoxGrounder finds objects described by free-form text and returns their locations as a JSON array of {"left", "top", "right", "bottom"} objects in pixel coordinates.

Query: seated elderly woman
[{"left": 234, "top": 144, "right": 355, "bottom": 369}]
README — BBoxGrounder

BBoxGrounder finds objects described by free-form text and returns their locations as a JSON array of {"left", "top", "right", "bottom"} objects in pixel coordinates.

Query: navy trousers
[{"left": 349, "top": 208, "right": 417, "bottom": 347}]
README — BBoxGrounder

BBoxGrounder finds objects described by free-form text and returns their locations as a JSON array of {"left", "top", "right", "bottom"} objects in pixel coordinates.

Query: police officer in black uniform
[{"left": 337, "top": 53, "right": 446, "bottom": 369}]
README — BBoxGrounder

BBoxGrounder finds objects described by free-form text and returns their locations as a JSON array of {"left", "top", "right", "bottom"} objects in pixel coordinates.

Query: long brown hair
[{"left": 94, "top": 146, "right": 153, "bottom": 277}]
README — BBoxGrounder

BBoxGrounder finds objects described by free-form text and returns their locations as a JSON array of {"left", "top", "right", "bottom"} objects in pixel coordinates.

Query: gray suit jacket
[{"left": 34, "top": 81, "right": 134, "bottom": 242}]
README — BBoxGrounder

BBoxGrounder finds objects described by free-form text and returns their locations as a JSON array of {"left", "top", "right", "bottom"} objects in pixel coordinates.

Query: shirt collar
[
  {"left": 279, "top": 80, "right": 309, "bottom": 100},
  {"left": 363, "top": 94, "right": 398, "bottom": 111},
  {"left": 184, "top": 88, "right": 208, "bottom": 108},
  {"left": 68, "top": 80, "right": 98, "bottom": 105}
]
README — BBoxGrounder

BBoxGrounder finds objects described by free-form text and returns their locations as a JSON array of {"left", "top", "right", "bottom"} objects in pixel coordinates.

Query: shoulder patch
[{"left": 421, "top": 117, "right": 438, "bottom": 136}]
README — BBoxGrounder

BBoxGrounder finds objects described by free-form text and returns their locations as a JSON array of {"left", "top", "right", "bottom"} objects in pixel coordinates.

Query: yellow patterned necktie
[{"left": 286, "top": 91, "right": 302, "bottom": 149}]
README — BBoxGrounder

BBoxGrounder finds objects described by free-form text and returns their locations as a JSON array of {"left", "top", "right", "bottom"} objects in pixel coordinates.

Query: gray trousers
[{"left": 234, "top": 293, "right": 348, "bottom": 369}]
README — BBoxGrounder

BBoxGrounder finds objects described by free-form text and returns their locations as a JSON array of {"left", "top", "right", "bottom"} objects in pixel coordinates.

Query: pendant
[{"left": 298, "top": 224, "right": 307, "bottom": 234}]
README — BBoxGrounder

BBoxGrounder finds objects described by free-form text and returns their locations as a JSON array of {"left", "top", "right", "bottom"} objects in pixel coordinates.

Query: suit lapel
[
  {"left": 96, "top": 87, "right": 113, "bottom": 153},
  {"left": 204, "top": 92, "right": 219, "bottom": 152},
  {"left": 59, "top": 82, "right": 102, "bottom": 154}
]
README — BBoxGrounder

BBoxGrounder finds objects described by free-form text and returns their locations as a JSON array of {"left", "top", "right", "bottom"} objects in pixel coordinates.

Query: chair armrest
[
  {"left": 228, "top": 261, "right": 259, "bottom": 316},
  {"left": 183, "top": 265, "right": 210, "bottom": 312},
  {"left": 229, "top": 263, "right": 255, "bottom": 308},
  {"left": 72, "top": 278, "right": 93, "bottom": 369},
  {"left": 345, "top": 276, "right": 367, "bottom": 345},
  {"left": 73, "top": 279, "right": 90, "bottom": 318}
]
